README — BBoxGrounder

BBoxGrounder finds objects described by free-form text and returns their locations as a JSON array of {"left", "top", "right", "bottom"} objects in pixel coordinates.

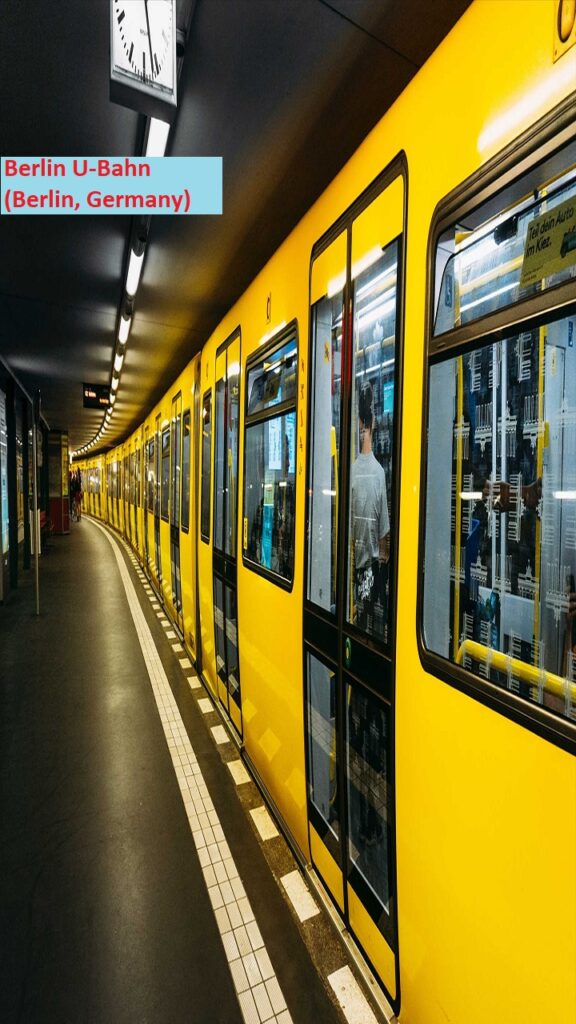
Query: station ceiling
[{"left": 0, "top": 0, "right": 470, "bottom": 452}]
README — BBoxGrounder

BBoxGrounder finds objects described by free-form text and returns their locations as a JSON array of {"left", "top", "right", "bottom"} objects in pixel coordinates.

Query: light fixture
[
  {"left": 111, "top": 376, "right": 119, "bottom": 392},
  {"left": 118, "top": 314, "right": 131, "bottom": 345},
  {"left": 126, "top": 249, "right": 144, "bottom": 298},
  {"left": 114, "top": 351, "right": 124, "bottom": 374},
  {"left": 145, "top": 117, "right": 170, "bottom": 158}
]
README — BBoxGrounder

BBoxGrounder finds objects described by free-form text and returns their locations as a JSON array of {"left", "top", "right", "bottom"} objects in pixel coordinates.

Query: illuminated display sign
[{"left": 83, "top": 383, "right": 110, "bottom": 410}]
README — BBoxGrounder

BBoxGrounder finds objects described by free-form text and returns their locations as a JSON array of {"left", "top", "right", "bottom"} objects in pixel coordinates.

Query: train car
[{"left": 75, "top": 4, "right": 576, "bottom": 1021}]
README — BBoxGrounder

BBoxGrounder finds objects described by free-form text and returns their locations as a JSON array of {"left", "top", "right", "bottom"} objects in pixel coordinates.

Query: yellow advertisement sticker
[{"left": 520, "top": 197, "right": 576, "bottom": 288}]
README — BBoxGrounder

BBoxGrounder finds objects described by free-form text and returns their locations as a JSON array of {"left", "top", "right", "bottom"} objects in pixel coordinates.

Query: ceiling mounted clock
[{"left": 110, "top": 0, "right": 177, "bottom": 122}]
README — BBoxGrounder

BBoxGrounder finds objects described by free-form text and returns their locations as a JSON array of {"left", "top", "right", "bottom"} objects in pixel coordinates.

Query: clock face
[{"left": 111, "top": 0, "right": 176, "bottom": 103}]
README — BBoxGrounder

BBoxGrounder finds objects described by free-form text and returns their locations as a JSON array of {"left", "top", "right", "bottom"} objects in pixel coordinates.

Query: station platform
[{"left": 0, "top": 518, "right": 385, "bottom": 1024}]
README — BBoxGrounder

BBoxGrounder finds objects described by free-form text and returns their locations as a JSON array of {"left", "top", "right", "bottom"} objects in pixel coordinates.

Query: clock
[{"left": 110, "top": 0, "right": 177, "bottom": 122}]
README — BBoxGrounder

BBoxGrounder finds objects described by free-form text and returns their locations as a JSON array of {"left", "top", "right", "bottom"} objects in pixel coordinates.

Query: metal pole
[{"left": 32, "top": 393, "right": 40, "bottom": 616}]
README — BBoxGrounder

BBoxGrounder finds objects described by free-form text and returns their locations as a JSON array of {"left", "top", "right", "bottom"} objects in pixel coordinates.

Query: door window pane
[
  {"left": 347, "top": 240, "right": 398, "bottom": 643},
  {"left": 161, "top": 427, "right": 170, "bottom": 520},
  {"left": 214, "top": 377, "right": 225, "bottom": 551},
  {"left": 346, "top": 684, "right": 390, "bottom": 912},
  {"left": 307, "top": 653, "right": 340, "bottom": 844},
  {"left": 244, "top": 411, "right": 296, "bottom": 581},
  {"left": 147, "top": 439, "right": 155, "bottom": 510},
  {"left": 423, "top": 315, "right": 576, "bottom": 723},
  {"left": 225, "top": 585, "right": 241, "bottom": 709},
  {"left": 247, "top": 337, "right": 297, "bottom": 414},
  {"left": 307, "top": 285, "right": 343, "bottom": 613},
  {"left": 201, "top": 390, "right": 212, "bottom": 542},
  {"left": 181, "top": 411, "right": 191, "bottom": 531},
  {"left": 170, "top": 409, "right": 181, "bottom": 528},
  {"left": 226, "top": 360, "right": 240, "bottom": 558}
]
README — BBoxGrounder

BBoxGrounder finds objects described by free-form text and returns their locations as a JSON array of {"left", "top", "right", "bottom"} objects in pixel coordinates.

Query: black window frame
[
  {"left": 242, "top": 320, "right": 299, "bottom": 591},
  {"left": 418, "top": 95, "right": 576, "bottom": 757}
]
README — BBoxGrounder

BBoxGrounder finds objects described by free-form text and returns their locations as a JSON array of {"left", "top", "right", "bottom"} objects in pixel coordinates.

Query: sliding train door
[
  {"left": 170, "top": 392, "right": 183, "bottom": 632},
  {"left": 303, "top": 164, "right": 405, "bottom": 1007},
  {"left": 212, "top": 330, "right": 242, "bottom": 734}
]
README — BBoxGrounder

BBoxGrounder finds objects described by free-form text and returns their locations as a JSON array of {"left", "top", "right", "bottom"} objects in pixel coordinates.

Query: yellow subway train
[{"left": 77, "top": 3, "right": 576, "bottom": 1021}]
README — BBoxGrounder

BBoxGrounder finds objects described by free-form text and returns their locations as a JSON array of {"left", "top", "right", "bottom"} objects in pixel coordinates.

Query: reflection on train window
[
  {"left": 243, "top": 331, "right": 297, "bottom": 584},
  {"left": 306, "top": 653, "right": 340, "bottom": 848},
  {"left": 346, "top": 684, "right": 390, "bottom": 915},
  {"left": 423, "top": 315, "right": 576, "bottom": 723},
  {"left": 244, "top": 411, "right": 296, "bottom": 582},
  {"left": 161, "top": 427, "right": 170, "bottom": 521},
  {"left": 170, "top": 411, "right": 181, "bottom": 528},
  {"left": 214, "top": 376, "right": 225, "bottom": 551},
  {"left": 201, "top": 390, "right": 212, "bottom": 542},
  {"left": 181, "top": 411, "right": 191, "bottom": 532},
  {"left": 307, "top": 284, "right": 343, "bottom": 614},
  {"left": 347, "top": 239, "right": 397, "bottom": 644},
  {"left": 147, "top": 439, "right": 155, "bottom": 511},
  {"left": 136, "top": 449, "right": 141, "bottom": 507},
  {"left": 434, "top": 143, "right": 576, "bottom": 336},
  {"left": 246, "top": 337, "right": 297, "bottom": 416},
  {"left": 226, "top": 361, "right": 239, "bottom": 558}
]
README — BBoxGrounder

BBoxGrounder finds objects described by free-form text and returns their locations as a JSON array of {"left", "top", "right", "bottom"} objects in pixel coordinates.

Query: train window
[
  {"left": 347, "top": 239, "right": 398, "bottom": 644},
  {"left": 346, "top": 683, "right": 391, "bottom": 913},
  {"left": 161, "top": 427, "right": 170, "bottom": 521},
  {"left": 307, "top": 232, "right": 345, "bottom": 614},
  {"left": 246, "top": 336, "right": 297, "bottom": 415},
  {"left": 147, "top": 438, "right": 155, "bottom": 511},
  {"left": 214, "top": 376, "right": 225, "bottom": 550},
  {"left": 423, "top": 141, "right": 576, "bottom": 730},
  {"left": 226, "top": 359, "right": 240, "bottom": 558},
  {"left": 201, "top": 390, "right": 212, "bottom": 542},
  {"left": 135, "top": 449, "right": 140, "bottom": 508},
  {"left": 243, "top": 326, "right": 297, "bottom": 586},
  {"left": 306, "top": 653, "right": 341, "bottom": 848},
  {"left": 434, "top": 142, "right": 576, "bottom": 337},
  {"left": 170, "top": 409, "right": 181, "bottom": 528},
  {"left": 181, "top": 410, "right": 191, "bottom": 533}
]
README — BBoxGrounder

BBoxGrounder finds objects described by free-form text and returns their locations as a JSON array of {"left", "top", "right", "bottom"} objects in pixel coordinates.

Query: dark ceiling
[{"left": 0, "top": 0, "right": 470, "bottom": 452}]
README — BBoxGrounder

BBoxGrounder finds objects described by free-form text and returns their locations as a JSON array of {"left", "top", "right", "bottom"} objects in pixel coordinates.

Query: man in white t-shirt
[{"left": 350, "top": 382, "right": 390, "bottom": 637}]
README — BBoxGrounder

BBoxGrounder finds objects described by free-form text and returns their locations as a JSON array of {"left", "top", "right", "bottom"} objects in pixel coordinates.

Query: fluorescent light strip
[
  {"left": 126, "top": 250, "right": 144, "bottom": 298},
  {"left": 118, "top": 315, "right": 131, "bottom": 345},
  {"left": 145, "top": 117, "right": 170, "bottom": 157},
  {"left": 111, "top": 377, "right": 119, "bottom": 392},
  {"left": 114, "top": 352, "right": 124, "bottom": 374}
]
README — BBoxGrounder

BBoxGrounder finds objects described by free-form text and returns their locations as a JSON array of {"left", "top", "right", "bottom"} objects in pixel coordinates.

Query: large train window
[
  {"left": 243, "top": 324, "right": 297, "bottom": 586},
  {"left": 201, "top": 390, "right": 212, "bottom": 542},
  {"left": 422, "top": 135, "right": 576, "bottom": 735}
]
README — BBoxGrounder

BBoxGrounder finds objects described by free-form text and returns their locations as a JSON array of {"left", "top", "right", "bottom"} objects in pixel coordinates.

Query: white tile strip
[
  {"left": 280, "top": 871, "right": 319, "bottom": 923},
  {"left": 89, "top": 520, "right": 292, "bottom": 1024},
  {"left": 228, "top": 760, "right": 250, "bottom": 786},
  {"left": 179, "top": 657, "right": 192, "bottom": 669},
  {"left": 250, "top": 807, "right": 279, "bottom": 842},
  {"left": 188, "top": 676, "right": 201, "bottom": 690},
  {"left": 327, "top": 967, "right": 378, "bottom": 1024},
  {"left": 198, "top": 698, "right": 213, "bottom": 715},
  {"left": 166, "top": 630, "right": 176, "bottom": 638},
  {"left": 211, "top": 725, "right": 229, "bottom": 746}
]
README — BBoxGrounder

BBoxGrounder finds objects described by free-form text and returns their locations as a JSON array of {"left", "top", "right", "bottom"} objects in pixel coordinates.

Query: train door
[
  {"left": 170, "top": 392, "right": 183, "bottom": 631},
  {"left": 213, "top": 330, "right": 242, "bottom": 734},
  {"left": 303, "top": 165, "right": 405, "bottom": 1006},
  {"left": 133, "top": 444, "right": 140, "bottom": 552},
  {"left": 144, "top": 428, "right": 152, "bottom": 572},
  {"left": 124, "top": 454, "right": 131, "bottom": 543},
  {"left": 154, "top": 414, "right": 162, "bottom": 587}
]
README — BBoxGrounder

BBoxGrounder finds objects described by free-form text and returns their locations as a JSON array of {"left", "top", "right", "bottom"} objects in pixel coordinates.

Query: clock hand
[{"left": 144, "top": 0, "right": 155, "bottom": 78}]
